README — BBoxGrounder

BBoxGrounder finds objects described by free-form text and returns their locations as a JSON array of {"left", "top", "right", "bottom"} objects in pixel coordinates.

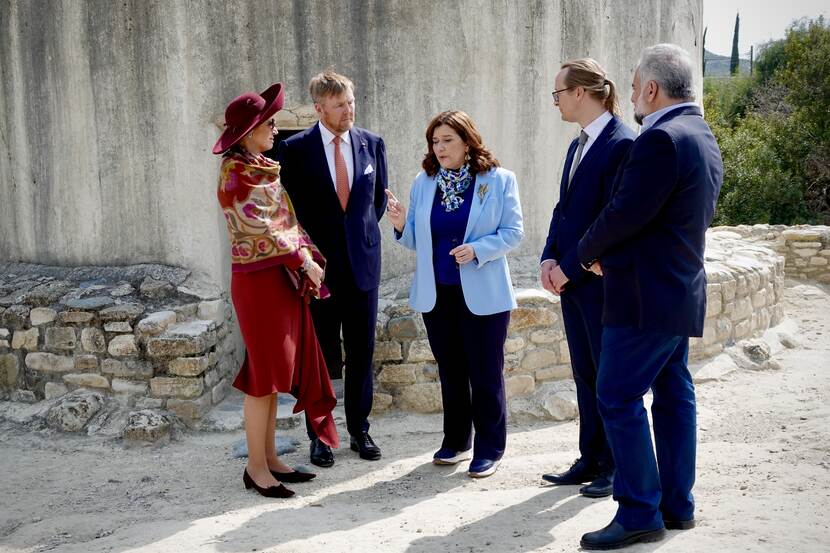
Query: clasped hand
[
  {"left": 304, "top": 258, "right": 324, "bottom": 289},
  {"left": 539, "top": 260, "right": 602, "bottom": 296}
]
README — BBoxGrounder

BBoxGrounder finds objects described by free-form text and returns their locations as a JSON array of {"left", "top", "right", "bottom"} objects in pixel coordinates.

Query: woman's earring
[
  {"left": 247, "top": 132, "right": 253, "bottom": 139},
  {"left": 464, "top": 152, "right": 471, "bottom": 162}
]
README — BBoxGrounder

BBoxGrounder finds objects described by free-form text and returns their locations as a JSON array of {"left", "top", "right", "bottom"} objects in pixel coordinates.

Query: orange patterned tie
[{"left": 333, "top": 135, "right": 350, "bottom": 211}]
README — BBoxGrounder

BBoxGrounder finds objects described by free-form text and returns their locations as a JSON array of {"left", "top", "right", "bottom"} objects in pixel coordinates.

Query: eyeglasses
[{"left": 551, "top": 85, "right": 578, "bottom": 102}]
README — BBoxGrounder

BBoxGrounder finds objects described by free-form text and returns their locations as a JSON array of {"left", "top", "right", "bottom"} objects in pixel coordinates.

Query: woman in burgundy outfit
[{"left": 213, "top": 83, "right": 339, "bottom": 498}]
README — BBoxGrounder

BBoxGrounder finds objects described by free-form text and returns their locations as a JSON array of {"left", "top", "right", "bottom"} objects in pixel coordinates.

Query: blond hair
[
  {"left": 308, "top": 69, "right": 354, "bottom": 103},
  {"left": 561, "top": 58, "right": 620, "bottom": 116}
]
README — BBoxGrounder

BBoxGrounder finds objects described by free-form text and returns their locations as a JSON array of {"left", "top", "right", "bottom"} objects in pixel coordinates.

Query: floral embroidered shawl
[{"left": 217, "top": 151, "right": 326, "bottom": 293}]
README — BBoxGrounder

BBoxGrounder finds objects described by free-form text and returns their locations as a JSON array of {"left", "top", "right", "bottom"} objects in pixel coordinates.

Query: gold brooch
[{"left": 477, "top": 182, "right": 488, "bottom": 204}]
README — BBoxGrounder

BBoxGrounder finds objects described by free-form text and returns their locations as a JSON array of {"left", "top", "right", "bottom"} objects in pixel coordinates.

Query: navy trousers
[
  {"left": 560, "top": 278, "right": 614, "bottom": 471},
  {"left": 422, "top": 284, "right": 510, "bottom": 460},
  {"left": 597, "top": 325, "right": 696, "bottom": 530},
  {"left": 305, "top": 266, "right": 378, "bottom": 439}
]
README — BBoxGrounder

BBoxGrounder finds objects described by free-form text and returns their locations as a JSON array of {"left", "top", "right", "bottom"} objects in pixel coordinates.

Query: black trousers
[
  {"left": 305, "top": 266, "right": 378, "bottom": 439},
  {"left": 422, "top": 283, "right": 510, "bottom": 460},
  {"left": 560, "top": 277, "right": 614, "bottom": 470}
]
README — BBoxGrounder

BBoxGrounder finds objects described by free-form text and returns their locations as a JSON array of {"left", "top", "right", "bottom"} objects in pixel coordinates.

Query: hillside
[{"left": 704, "top": 48, "right": 751, "bottom": 76}]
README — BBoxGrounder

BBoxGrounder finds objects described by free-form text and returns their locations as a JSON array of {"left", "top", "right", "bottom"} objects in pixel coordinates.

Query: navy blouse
[{"left": 431, "top": 176, "right": 476, "bottom": 285}]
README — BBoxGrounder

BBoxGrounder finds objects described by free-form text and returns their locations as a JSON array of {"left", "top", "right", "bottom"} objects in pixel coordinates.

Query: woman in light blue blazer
[{"left": 386, "top": 110, "right": 523, "bottom": 477}]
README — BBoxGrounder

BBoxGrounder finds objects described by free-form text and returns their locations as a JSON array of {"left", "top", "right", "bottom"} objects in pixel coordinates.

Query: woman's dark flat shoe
[
  {"left": 243, "top": 469, "right": 295, "bottom": 498},
  {"left": 270, "top": 469, "right": 316, "bottom": 483}
]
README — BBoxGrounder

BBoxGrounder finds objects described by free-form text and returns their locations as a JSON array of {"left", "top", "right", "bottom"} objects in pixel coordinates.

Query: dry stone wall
[
  {"left": 371, "top": 225, "right": 800, "bottom": 420},
  {"left": 2, "top": 225, "right": 827, "bottom": 432},
  {"left": 0, "top": 263, "right": 242, "bottom": 429}
]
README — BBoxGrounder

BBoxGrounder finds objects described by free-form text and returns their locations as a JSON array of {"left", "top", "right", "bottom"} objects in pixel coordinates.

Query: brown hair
[
  {"left": 422, "top": 110, "right": 500, "bottom": 177},
  {"left": 561, "top": 58, "right": 620, "bottom": 116},
  {"left": 308, "top": 69, "right": 354, "bottom": 103}
]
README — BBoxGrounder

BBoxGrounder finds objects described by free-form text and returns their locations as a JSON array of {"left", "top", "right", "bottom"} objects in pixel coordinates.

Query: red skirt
[{"left": 231, "top": 265, "right": 339, "bottom": 448}]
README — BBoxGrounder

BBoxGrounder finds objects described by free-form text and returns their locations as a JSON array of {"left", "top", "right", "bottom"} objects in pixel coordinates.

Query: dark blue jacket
[
  {"left": 276, "top": 124, "right": 388, "bottom": 291},
  {"left": 543, "top": 116, "right": 636, "bottom": 286},
  {"left": 572, "top": 105, "right": 724, "bottom": 337}
]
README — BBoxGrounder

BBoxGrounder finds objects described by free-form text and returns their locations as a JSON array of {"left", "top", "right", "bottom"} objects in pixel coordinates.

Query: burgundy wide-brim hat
[{"left": 212, "top": 82, "right": 285, "bottom": 154}]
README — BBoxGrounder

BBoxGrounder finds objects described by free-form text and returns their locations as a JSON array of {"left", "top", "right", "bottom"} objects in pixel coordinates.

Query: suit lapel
[
  {"left": 560, "top": 139, "right": 578, "bottom": 204},
  {"left": 463, "top": 173, "right": 490, "bottom": 241},
  {"left": 422, "top": 174, "right": 439, "bottom": 231},
  {"left": 346, "top": 128, "right": 369, "bottom": 212},
  {"left": 350, "top": 127, "right": 368, "bottom": 186},
  {"left": 563, "top": 118, "right": 618, "bottom": 204},
  {"left": 308, "top": 124, "right": 338, "bottom": 198}
]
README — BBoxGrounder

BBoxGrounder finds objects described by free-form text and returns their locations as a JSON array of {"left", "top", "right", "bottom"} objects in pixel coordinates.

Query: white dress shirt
[
  {"left": 318, "top": 121, "right": 354, "bottom": 191},
  {"left": 641, "top": 101, "right": 698, "bottom": 131}
]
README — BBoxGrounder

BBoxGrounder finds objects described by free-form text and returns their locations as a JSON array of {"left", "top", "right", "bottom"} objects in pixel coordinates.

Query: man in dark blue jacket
[
  {"left": 550, "top": 44, "right": 723, "bottom": 550},
  {"left": 277, "top": 70, "right": 388, "bottom": 467},
  {"left": 539, "top": 58, "right": 635, "bottom": 499}
]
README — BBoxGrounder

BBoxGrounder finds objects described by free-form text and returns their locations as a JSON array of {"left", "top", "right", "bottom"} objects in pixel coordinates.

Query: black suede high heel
[
  {"left": 243, "top": 469, "right": 295, "bottom": 498},
  {"left": 270, "top": 469, "right": 316, "bottom": 483}
]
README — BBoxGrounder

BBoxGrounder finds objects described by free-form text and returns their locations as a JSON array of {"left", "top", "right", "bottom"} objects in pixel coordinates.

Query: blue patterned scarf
[{"left": 436, "top": 164, "right": 473, "bottom": 212}]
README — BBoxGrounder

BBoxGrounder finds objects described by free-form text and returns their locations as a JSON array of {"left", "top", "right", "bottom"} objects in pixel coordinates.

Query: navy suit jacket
[
  {"left": 276, "top": 124, "right": 388, "bottom": 291},
  {"left": 543, "top": 116, "right": 636, "bottom": 286},
  {"left": 573, "top": 105, "right": 724, "bottom": 337}
]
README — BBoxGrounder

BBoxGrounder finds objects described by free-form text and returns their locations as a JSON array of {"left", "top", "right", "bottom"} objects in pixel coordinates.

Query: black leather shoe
[
  {"left": 579, "top": 474, "right": 614, "bottom": 498},
  {"left": 542, "top": 458, "right": 601, "bottom": 485},
  {"left": 270, "top": 468, "right": 316, "bottom": 483},
  {"left": 309, "top": 438, "right": 334, "bottom": 468},
  {"left": 580, "top": 521, "right": 665, "bottom": 550},
  {"left": 350, "top": 432, "right": 382, "bottom": 460},
  {"left": 663, "top": 518, "right": 695, "bottom": 530}
]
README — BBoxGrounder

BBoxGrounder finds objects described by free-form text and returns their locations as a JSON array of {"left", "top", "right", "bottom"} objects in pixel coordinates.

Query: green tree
[
  {"left": 705, "top": 16, "right": 830, "bottom": 225},
  {"left": 730, "top": 13, "right": 741, "bottom": 75}
]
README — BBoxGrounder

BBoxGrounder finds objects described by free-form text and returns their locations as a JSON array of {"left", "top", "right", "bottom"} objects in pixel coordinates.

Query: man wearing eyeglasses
[
  {"left": 277, "top": 70, "right": 388, "bottom": 468},
  {"left": 539, "top": 58, "right": 635, "bottom": 500},
  {"left": 549, "top": 44, "right": 724, "bottom": 550}
]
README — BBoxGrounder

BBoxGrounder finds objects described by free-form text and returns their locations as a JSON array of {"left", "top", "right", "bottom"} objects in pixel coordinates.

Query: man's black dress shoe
[
  {"left": 542, "top": 458, "right": 601, "bottom": 485},
  {"left": 309, "top": 438, "right": 335, "bottom": 468},
  {"left": 270, "top": 469, "right": 316, "bottom": 483},
  {"left": 350, "top": 432, "right": 382, "bottom": 460},
  {"left": 579, "top": 474, "right": 614, "bottom": 498},
  {"left": 663, "top": 518, "right": 695, "bottom": 530},
  {"left": 580, "top": 521, "right": 665, "bottom": 550}
]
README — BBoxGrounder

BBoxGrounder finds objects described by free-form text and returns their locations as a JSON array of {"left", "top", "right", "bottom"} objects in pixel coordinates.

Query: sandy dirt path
[{"left": 1, "top": 279, "right": 828, "bottom": 553}]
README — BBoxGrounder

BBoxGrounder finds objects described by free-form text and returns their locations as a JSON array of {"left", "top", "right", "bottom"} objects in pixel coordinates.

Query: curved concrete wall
[{"left": 0, "top": 0, "right": 703, "bottom": 286}]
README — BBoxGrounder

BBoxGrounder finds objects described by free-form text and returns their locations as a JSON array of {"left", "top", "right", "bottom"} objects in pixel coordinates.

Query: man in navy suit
[
  {"left": 277, "top": 70, "right": 388, "bottom": 467},
  {"left": 539, "top": 59, "right": 635, "bottom": 499},
  {"left": 549, "top": 44, "right": 723, "bottom": 549}
]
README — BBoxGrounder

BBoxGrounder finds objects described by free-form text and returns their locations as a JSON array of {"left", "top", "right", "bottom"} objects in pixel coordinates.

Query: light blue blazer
[{"left": 395, "top": 167, "right": 524, "bottom": 315}]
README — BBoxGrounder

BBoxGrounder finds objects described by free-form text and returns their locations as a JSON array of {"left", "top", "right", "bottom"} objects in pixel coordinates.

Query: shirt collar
[
  {"left": 582, "top": 111, "right": 613, "bottom": 141},
  {"left": 641, "top": 101, "right": 698, "bottom": 131},
  {"left": 318, "top": 121, "right": 351, "bottom": 145}
]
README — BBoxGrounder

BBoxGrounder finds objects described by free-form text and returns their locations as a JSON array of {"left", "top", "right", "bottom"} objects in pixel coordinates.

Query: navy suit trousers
[
  {"left": 560, "top": 278, "right": 614, "bottom": 470},
  {"left": 422, "top": 284, "right": 510, "bottom": 460},
  {"left": 305, "top": 265, "right": 378, "bottom": 439},
  {"left": 597, "top": 325, "right": 696, "bottom": 530}
]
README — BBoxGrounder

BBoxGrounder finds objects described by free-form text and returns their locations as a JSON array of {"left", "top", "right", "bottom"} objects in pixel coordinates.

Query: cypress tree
[
  {"left": 702, "top": 26, "right": 708, "bottom": 76},
  {"left": 730, "top": 13, "right": 740, "bottom": 75}
]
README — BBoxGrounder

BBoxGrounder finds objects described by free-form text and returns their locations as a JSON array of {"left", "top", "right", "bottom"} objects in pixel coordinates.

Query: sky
[{"left": 703, "top": 0, "right": 828, "bottom": 56}]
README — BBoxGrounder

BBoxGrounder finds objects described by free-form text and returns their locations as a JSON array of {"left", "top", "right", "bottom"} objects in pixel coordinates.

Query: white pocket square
[{"left": 364, "top": 164, "right": 374, "bottom": 175}]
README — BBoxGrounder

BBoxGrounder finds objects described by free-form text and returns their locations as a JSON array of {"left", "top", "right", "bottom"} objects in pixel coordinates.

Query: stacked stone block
[{"left": 0, "top": 264, "right": 241, "bottom": 426}]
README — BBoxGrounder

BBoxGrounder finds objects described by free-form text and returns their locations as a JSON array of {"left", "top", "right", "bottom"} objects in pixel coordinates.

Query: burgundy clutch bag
[{"left": 284, "top": 267, "right": 330, "bottom": 301}]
